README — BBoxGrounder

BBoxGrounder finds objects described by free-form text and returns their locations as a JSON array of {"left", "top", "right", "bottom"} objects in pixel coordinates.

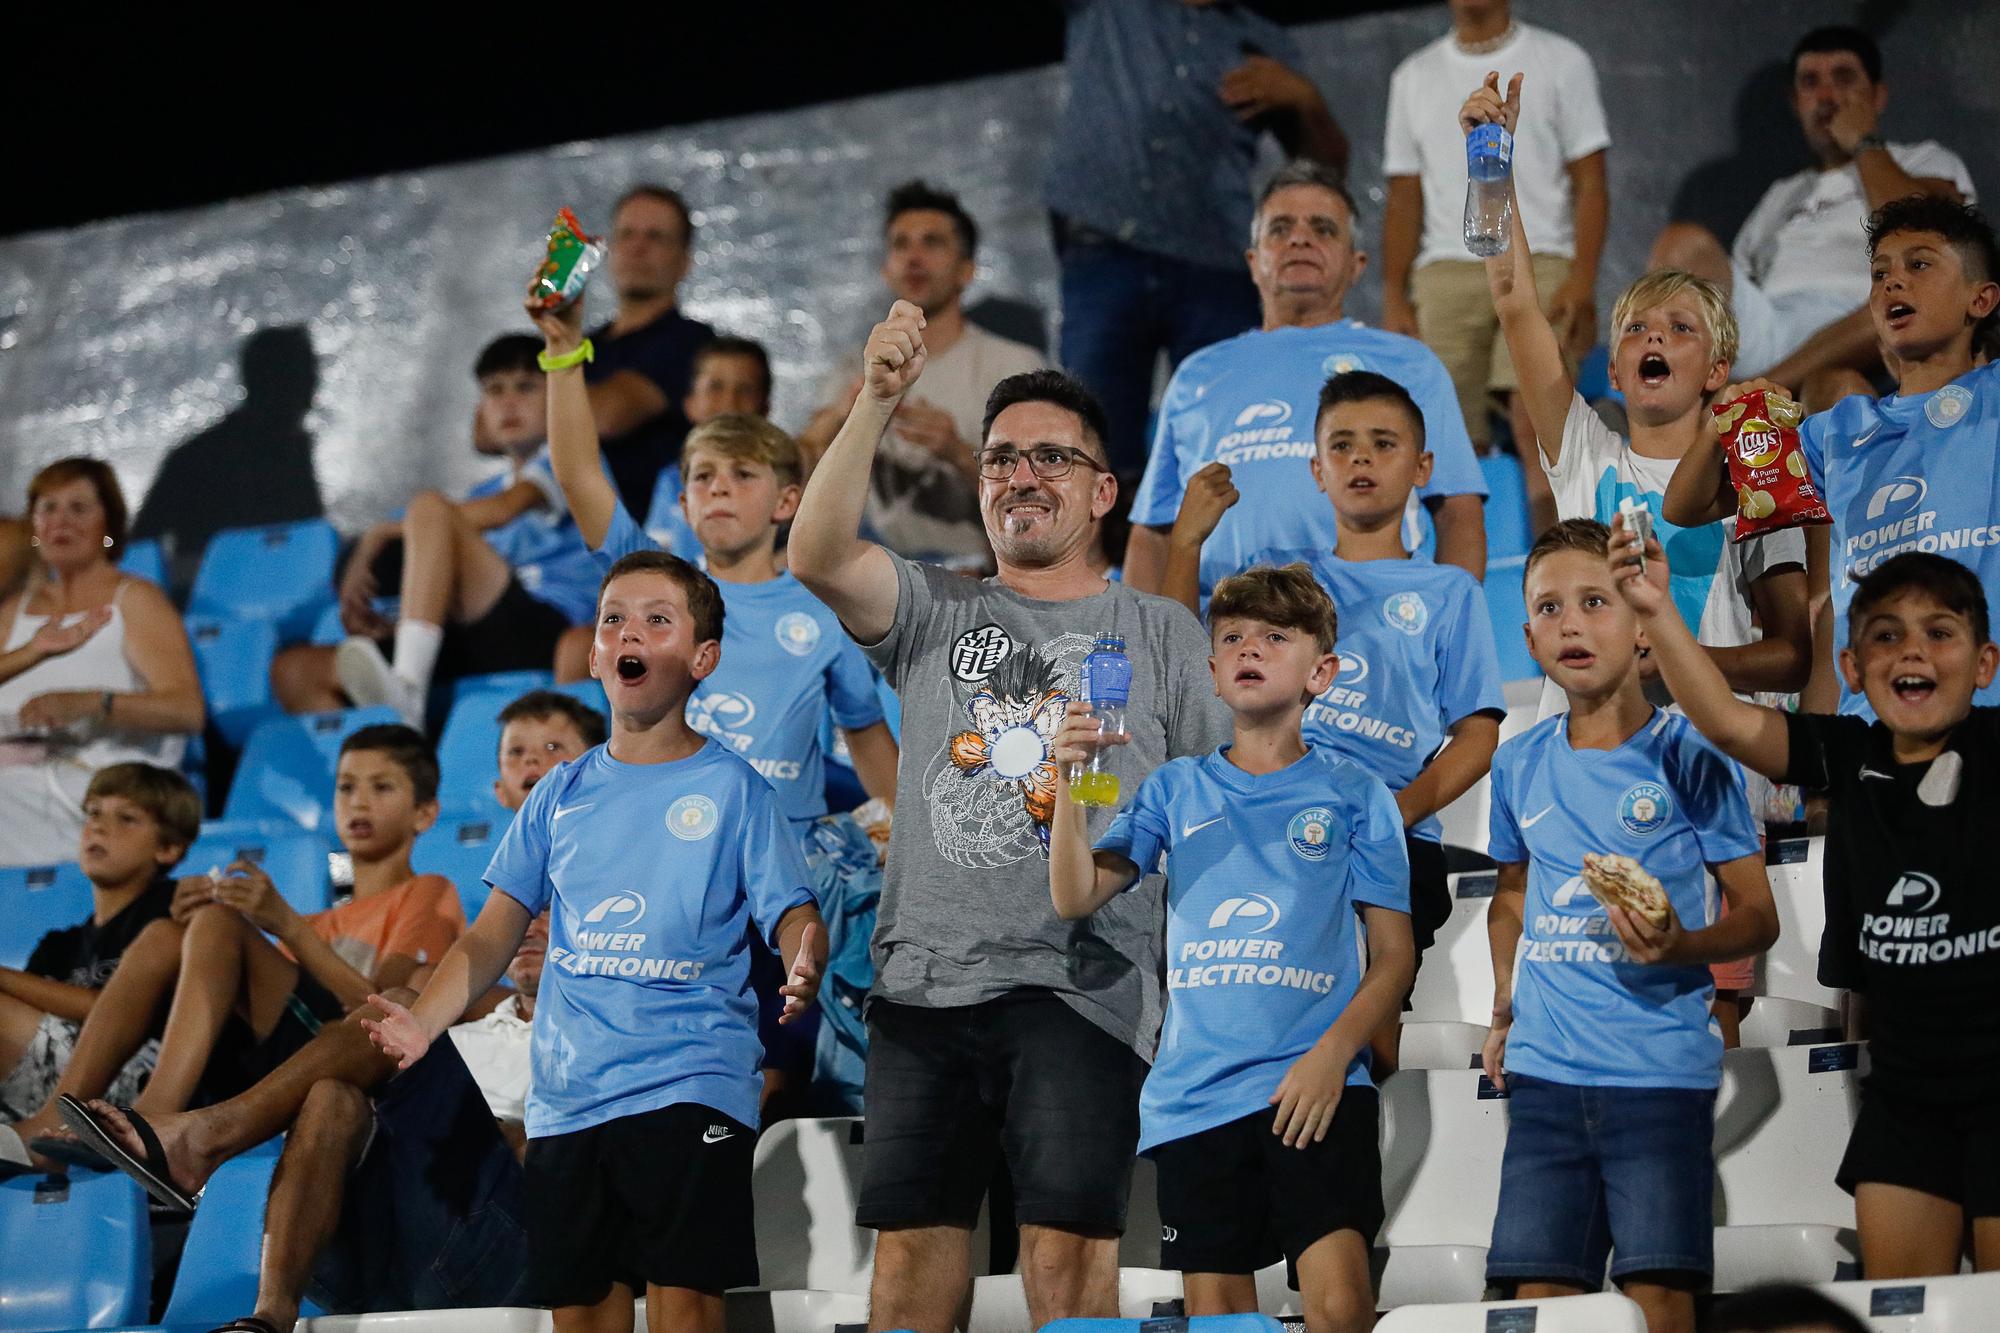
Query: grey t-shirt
[{"left": 860, "top": 551, "right": 1233, "bottom": 1058}]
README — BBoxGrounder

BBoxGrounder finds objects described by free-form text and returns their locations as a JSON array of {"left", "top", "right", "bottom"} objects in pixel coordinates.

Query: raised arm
[
  {"left": 1609, "top": 517, "right": 1791, "bottom": 778},
  {"left": 1662, "top": 376, "right": 1795, "bottom": 529},
  {"left": 1707, "top": 564, "right": 1812, "bottom": 694},
  {"left": 1048, "top": 703, "right": 1141, "bottom": 920},
  {"left": 1466, "top": 73, "right": 1575, "bottom": 469},
  {"left": 531, "top": 300, "right": 620, "bottom": 549},
  {"left": 1161, "top": 463, "right": 1240, "bottom": 617},
  {"left": 789, "top": 301, "right": 928, "bottom": 645}
]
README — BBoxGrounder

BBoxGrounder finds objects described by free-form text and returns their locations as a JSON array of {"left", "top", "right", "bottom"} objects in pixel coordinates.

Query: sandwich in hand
[{"left": 1581, "top": 853, "right": 1670, "bottom": 931}]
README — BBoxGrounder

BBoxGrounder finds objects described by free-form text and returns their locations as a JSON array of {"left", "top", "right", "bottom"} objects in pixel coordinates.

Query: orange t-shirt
[{"left": 294, "top": 873, "right": 465, "bottom": 982}]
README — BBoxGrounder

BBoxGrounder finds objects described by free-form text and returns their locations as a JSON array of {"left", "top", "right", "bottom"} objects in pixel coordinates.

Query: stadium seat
[
  {"left": 186, "top": 613, "right": 280, "bottom": 745},
  {"left": 1759, "top": 837, "right": 1837, "bottom": 1008},
  {"left": 1738, "top": 995, "right": 1843, "bottom": 1049},
  {"left": 159, "top": 1139, "right": 293, "bottom": 1325},
  {"left": 296, "top": 1312, "right": 547, "bottom": 1333},
  {"left": 722, "top": 1288, "right": 871, "bottom": 1333},
  {"left": 414, "top": 805, "right": 509, "bottom": 920},
  {"left": 1256, "top": 1248, "right": 1490, "bottom": 1314},
  {"left": 557, "top": 677, "right": 609, "bottom": 717},
  {"left": 187, "top": 518, "right": 339, "bottom": 644},
  {"left": 1714, "top": 1042, "right": 1862, "bottom": 1232},
  {"left": 750, "top": 1117, "right": 876, "bottom": 1293},
  {"left": 1376, "top": 1292, "right": 1648, "bottom": 1330},
  {"left": 222, "top": 706, "right": 401, "bottom": 830},
  {"left": 1818, "top": 1271, "right": 2000, "bottom": 1330},
  {"left": 180, "top": 820, "right": 335, "bottom": 915},
  {"left": 117, "top": 537, "right": 167, "bottom": 589},
  {"left": 0, "top": 862, "right": 94, "bottom": 969},
  {"left": 0, "top": 1169, "right": 150, "bottom": 1331},
  {"left": 451, "top": 669, "right": 554, "bottom": 708},
  {"left": 1379, "top": 1069, "right": 1509, "bottom": 1261},
  {"left": 1479, "top": 452, "right": 1533, "bottom": 561},
  {"left": 1397, "top": 1020, "right": 1486, "bottom": 1071},
  {"left": 1406, "top": 871, "right": 1500, "bottom": 1027},
  {"left": 1484, "top": 554, "right": 1541, "bottom": 683},
  {"left": 968, "top": 1269, "right": 1185, "bottom": 1329},
  {"left": 1048, "top": 1312, "right": 1280, "bottom": 1320},
  {"left": 1712, "top": 1222, "right": 1858, "bottom": 1292},
  {"left": 1576, "top": 343, "right": 1618, "bottom": 405},
  {"left": 436, "top": 690, "right": 520, "bottom": 812}
]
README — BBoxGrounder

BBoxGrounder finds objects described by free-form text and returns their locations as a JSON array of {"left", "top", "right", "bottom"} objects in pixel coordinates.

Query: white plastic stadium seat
[
  {"left": 1254, "top": 1247, "right": 1489, "bottom": 1316},
  {"left": 967, "top": 1268, "right": 1184, "bottom": 1332},
  {"left": 1757, "top": 837, "right": 1838, "bottom": 1009},
  {"left": 1375, "top": 1292, "right": 1648, "bottom": 1330},
  {"left": 750, "top": 1117, "right": 875, "bottom": 1293},
  {"left": 1396, "top": 1020, "right": 1486, "bottom": 1071},
  {"left": 722, "top": 1288, "right": 871, "bottom": 1332},
  {"left": 1714, "top": 1043, "right": 1863, "bottom": 1231},
  {"left": 1819, "top": 1271, "right": 2000, "bottom": 1330},
  {"left": 1711, "top": 1223, "right": 1859, "bottom": 1292},
  {"left": 299, "top": 1310, "right": 552, "bottom": 1331},
  {"left": 1379, "top": 1069, "right": 1508, "bottom": 1251},
  {"left": 1406, "top": 873, "right": 1500, "bottom": 1026},
  {"left": 1736, "top": 995, "right": 1843, "bottom": 1049}
]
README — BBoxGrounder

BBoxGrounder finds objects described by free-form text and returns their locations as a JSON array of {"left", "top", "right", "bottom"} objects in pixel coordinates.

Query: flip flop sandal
[{"left": 53, "top": 1094, "right": 195, "bottom": 1212}]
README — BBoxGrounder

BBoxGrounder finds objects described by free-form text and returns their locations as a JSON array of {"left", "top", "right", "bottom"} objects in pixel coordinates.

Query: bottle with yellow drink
[{"left": 1069, "top": 634, "right": 1131, "bottom": 807}]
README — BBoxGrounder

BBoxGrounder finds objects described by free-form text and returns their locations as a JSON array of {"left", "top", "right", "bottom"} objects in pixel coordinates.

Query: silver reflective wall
[{"left": 1, "top": 0, "right": 1992, "bottom": 549}]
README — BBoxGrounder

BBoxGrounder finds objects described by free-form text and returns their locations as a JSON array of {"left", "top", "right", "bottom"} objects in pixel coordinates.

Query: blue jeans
[
  {"left": 1486, "top": 1073, "right": 1716, "bottom": 1287},
  {"left": 1056, "top": 222, "right": 1260, "bottom": 476}
]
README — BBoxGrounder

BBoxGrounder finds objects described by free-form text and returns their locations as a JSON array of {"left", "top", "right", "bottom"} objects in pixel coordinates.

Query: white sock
[{"left": 392, "top": 620, "right": 444, "bottom": 692}]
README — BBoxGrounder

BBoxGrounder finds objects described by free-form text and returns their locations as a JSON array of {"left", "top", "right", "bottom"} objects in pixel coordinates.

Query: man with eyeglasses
[
  {"left": 1123, "top": 160, "right": 1489, "bottom": 606},
  {"left": 791, "top": 300, "right": 1232, "bottom": 1333}
]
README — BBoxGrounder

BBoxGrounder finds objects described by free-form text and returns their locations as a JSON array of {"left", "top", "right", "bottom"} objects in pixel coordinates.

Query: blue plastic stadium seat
[
  {"left": 159, "top": 1140, "right": 321, "bottom": 1326},
  {"left": 0, "top": 863, "right": 95, "bottom": 970},
  {"left": 186, "top": 613, "right": 280, "bottom": 746},
  {"left": 557, "top": 678, "right": 609, "bottom": 717},
  {"left": 1479, "top": 452, "right": 1534, "bottom": 563},
  {"left": 450, "top": 669, "right": 554, "bottom": 708},
  {"left": 1046, "top": 1321, "right": 1280, "bottom": 1333},
  {"left": 1577, "top": 342, "right": 1620, "bottom": 405},
  {"left": 414, "top": 805, "right": 510, "bottom": 920},
  {"left": 180, "top": 821, "right": 335, "bottom": 915},
  {"left": 117, "top": 537, "right": 167, "bottom": 590},
  {"left": 188, "top": 519, "right": 339, "bottom": 644},
  {"left": 222, "top": 706, "right": 401, "bottom": 831},
  {"left": 0, "top": 1170, "right": 151, "bottom": 1331},
  {"left": 436, "top": 690, "right": 520, "bottom": 813},
  {"left": 1485, "top": 554, "right": 1542, "bottom": 683}
]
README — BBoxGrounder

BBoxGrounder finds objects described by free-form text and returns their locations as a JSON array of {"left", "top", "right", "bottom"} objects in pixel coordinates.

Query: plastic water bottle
[
  {"left": 1070, "top": 634, "right": 1132, "bottom": 808},
  {"left": 1463, "top": 122, "right": 1515, "bottom": 257}
]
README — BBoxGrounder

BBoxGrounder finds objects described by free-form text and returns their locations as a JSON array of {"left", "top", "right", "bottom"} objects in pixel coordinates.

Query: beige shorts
[{"left": 1411, "top": 255, "right": 1573, "bottom": 446}]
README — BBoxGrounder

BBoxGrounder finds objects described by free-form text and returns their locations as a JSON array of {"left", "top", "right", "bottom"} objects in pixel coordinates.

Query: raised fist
[{"left": 863, "top": 300, "right": 928, "bottom": 402}]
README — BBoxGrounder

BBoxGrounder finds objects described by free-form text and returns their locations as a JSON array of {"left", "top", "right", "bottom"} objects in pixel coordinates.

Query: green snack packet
[{"left": 527, "top": 207, "right": 605, "bottom": 312}]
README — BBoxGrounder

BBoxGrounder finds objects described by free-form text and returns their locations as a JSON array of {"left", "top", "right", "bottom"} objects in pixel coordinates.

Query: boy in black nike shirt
[{"left": 1611, "top": 532, "right": 2000, "bottom": 1281}]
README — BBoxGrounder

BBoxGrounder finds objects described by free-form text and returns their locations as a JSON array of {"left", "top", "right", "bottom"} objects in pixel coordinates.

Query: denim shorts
[{"left": 1486, "top": 1074, "right": 1716, "bottom": 1287}]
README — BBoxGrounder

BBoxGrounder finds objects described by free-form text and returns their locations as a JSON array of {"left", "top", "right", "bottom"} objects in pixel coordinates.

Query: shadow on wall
[
  {"left": 131, "top": 325, "right": 325, "bottom": 596},
  {"left": 1666, "top": 60, "right": 1805, "bottom": 244}
]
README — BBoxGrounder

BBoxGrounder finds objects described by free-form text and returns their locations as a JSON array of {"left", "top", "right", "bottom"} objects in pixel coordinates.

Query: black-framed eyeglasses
[{"left": 976, "top": 444, "right": 1110, "bottom": 482}]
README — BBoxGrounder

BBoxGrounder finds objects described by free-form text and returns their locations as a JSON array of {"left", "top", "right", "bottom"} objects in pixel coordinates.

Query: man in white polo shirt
[{"left": 1649, "top": 25, "right": 1974, "bottom": 397}]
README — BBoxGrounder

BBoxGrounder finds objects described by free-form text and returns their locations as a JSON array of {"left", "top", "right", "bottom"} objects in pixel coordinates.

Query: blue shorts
[{"left": 1486, "top": 1074, "right": 1715, "bottom": 1287}]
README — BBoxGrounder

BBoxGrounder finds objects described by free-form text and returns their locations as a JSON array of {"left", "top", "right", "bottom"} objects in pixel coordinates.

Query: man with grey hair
[{"left": 1124, "top": 161, "right": 1489, "bottom": 603}]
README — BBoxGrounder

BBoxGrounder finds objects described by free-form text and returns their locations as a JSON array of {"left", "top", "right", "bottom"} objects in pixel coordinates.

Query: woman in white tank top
[{"left": 0, "top": 460, "right": 203, "bottom": 866}]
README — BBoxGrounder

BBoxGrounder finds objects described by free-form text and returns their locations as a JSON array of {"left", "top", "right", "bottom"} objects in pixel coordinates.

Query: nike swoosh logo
[
  {"left": 1859, "top": 768, "right": 1895, "bottom": 781},
  {"left": 1520, "top": 805, "right": 1556, "bottom": 828},
  {"left": 1181, "top": 816, "right": 1225, "bottom": 839},
  {"left": 1851, "top": 424, "right": 1881, "bottom": 449},
  {"left": 552, "top": 803, "right": 596, "bottom": 822},
  {"left": 701, "top": 1127, "right": 734, "bottom": 1144}
]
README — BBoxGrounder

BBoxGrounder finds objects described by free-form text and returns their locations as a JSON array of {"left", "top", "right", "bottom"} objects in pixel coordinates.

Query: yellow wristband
[{"left": 538, "top": 338, "right": 594, "bottom": 373}]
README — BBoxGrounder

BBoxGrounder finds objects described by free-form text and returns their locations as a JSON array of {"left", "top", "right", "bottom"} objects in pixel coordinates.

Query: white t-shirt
[
  {"left": 446, "top": 993, "right": 533, "bottom": 1124},
  {"left": 1733, "top": 142, "right": 1978, "bottom": 309},
  {"left": 1538, "top": 394, "right": 1806, "bottom": 719},
  {"left": 1383, "top": 24, "right": 1611, "bottom": 270},
  {"left": 829, "top": 320, "right": 1044, "bottom": 566}
]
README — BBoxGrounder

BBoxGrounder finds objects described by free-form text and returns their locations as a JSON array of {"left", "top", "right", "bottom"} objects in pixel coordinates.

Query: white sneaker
[{"left": 335, "top": 636, "right": 423, "bottom": 728}]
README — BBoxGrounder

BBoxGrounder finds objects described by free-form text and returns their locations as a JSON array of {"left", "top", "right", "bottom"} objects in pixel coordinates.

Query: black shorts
[
  {"left": 522, "top": 1101, "right": 757, "bottom": 1305},
  {"left": 1406, "top": 834, "right": 1451, "bottom": 964},
  {"left": 311, "top": 1037, "right": 528, "bottom": 1312},
  {"left": 856, "top": 992, "right": 1147, "bottom": 1234},
  {"left": 361, "top": 542, "right": 569, "bottom": 680},
  {"left": 1153, "top": 1088, "right": 1383, "bottom": 1276},
  {"left": 200, "top": 972, "right": 346, "bottom": 1104},
  {"left": 1837, "top": 1083, "right": 2000, "bottom": 1218}
]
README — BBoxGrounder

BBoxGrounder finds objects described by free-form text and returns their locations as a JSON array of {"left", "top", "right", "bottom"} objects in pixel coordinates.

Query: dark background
[{"left": 11, "top": 3, "right": 1419, "bottom": 239}]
